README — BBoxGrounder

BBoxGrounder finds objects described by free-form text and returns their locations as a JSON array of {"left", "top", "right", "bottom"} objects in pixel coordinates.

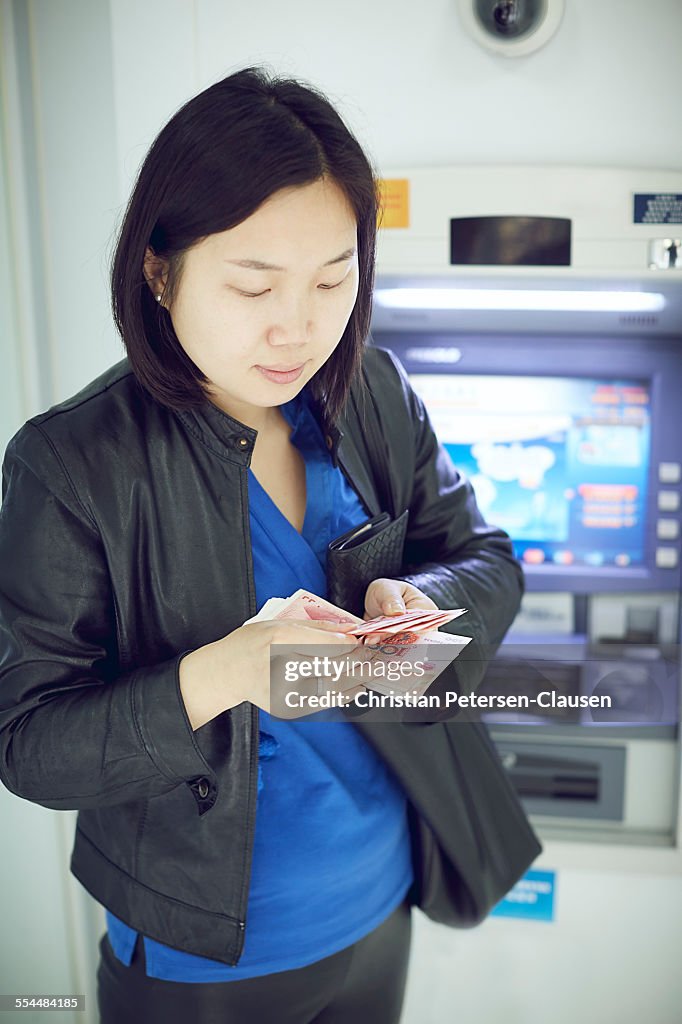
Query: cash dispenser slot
[
  {"left": 492, "top": 741, "right": 626, "bottom": 821},
  {"left": 479, "top": 657, "right": 584, "bottom": 723},
  {"left": 500, "top": 752, "right": 599, "bottom": 801}
]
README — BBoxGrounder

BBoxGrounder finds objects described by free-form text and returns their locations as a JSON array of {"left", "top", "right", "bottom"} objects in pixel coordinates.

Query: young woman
[{"left": 0, "top": 67, "right": 523, "bottom": 1023}]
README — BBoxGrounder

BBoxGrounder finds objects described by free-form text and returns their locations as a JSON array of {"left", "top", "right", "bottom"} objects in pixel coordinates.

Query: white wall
[
  {"left": 0, "top": 56, "right": 26, "bottom": 446},
  {"left": 2, "top": 1, "right": 681, "bottom": 1022},
  {"left": 111, "top": 0, "right": 682, "bottom": 214},
  {"left": 2, "top": 0, "right": 122, "bottom": 414},
  {"left": 1, "top": 16, "right": 84, "bottom": 1023},
  {"left": 404, "top": 868, "right": 682, "bottom": 1024},
  {"left": 1, "top": 2, "right": 119, "bottom": 1021}
]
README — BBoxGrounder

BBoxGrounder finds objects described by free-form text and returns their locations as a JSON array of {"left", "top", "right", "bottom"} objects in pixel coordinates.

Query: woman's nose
[{"left": 267, "top": 294, "right": 313, "bottom": 345}]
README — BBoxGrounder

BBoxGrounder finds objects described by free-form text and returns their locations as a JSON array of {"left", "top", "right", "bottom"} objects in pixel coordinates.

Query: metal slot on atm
[
  {"left": 504, "top": 752, "right": 599, "bottom": 801},
  {"left": 479, "top": 657, "right": 583, "bottom": 724},
  {"left": 492, "top": 741, "right": 626, "bottom": 820}
]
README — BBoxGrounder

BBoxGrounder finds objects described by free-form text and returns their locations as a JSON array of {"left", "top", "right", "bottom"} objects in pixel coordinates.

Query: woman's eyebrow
[{"left": 223, "top": 247, "right": 356, "bottom": 272}]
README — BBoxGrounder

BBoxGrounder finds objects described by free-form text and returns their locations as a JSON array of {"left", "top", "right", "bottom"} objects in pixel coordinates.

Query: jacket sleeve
[
  {"left": 0, "top": 424, "right": 217, "bottom": 813},
  {"left": 383, "top": 351, "right": 525, "bottom": 718}
]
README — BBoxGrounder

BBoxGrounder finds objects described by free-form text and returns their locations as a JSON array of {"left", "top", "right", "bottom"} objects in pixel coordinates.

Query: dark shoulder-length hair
[{"left": 110, "top": 66, "right": 380, "bottom": 424}]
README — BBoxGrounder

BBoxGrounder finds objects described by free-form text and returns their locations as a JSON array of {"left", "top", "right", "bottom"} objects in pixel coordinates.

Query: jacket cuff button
[{"left": 195, "top": 778, "right": 210, "bottom": 799}]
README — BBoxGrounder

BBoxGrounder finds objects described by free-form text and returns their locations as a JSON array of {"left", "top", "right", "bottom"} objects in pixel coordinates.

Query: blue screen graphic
[{"left": 409, "top": 374, "right": 651, "bottom": 570}]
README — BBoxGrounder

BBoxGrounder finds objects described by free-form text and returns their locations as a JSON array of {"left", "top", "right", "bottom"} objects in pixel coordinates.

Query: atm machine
[{"left": 370, "top": 166, "right": 682, "bottom": 866}]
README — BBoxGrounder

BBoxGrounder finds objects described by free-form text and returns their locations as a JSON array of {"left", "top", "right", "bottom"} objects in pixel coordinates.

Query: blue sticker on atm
[
  {"left": 490, "top": 868, "right": 555, "bottom": 922},
  {"left": 633, "top": 194, "right": 682, "bottom": 224}
]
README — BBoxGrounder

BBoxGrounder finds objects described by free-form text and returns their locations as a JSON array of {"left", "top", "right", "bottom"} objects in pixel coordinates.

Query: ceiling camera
[{"left": 458, "top": 0, "right": 565, "bottom": 56}]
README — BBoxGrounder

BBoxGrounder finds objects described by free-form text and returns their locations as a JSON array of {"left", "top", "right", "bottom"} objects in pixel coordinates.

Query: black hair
[{"left": 110, "top": 66, "right": 380, "bottom": 424}]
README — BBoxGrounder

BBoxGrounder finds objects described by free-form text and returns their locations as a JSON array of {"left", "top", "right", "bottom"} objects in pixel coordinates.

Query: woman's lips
[{"left": 255, "top": 364, "right": 305, "bottom": 384}]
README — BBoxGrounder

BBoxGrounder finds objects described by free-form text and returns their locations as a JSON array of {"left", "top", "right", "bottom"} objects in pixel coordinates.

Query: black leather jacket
[{"left": 0, "top": 346, "right": 523, "bottom": 965}]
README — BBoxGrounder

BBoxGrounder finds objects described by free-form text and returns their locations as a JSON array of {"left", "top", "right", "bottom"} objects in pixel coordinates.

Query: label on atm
[
  {"left": 633, "top": 194, "right": 682, "bottom": 224},
  {"left": 377, "top": 179, "right": 410, "bottom": 229},
  {"left": 490, "top": 868, "right": 556, "bottom": 922}
]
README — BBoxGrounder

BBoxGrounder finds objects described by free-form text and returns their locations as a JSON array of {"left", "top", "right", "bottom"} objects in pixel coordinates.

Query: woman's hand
[
  {"left": 363, "top": 578, "right": 438, "bottom": 621},
  {"left": 180, "top": 582, "right": 439, "bottom": 730},
  {"left": 179, "top": 619, "right": 360, "bottom": 729}
]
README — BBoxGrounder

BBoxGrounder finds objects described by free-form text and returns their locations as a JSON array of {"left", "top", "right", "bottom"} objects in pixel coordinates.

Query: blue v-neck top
[{"left": 105, "top": 386, "right": 414, "bottom": 981}]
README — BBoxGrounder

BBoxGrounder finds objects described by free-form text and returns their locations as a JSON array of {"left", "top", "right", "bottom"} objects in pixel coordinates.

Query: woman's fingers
[{"left": 363, "top": 578, "right": 438, "bottom": 620}]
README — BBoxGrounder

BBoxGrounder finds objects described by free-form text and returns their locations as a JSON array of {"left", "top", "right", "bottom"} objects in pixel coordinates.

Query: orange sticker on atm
[{"left": 377, "top": 179, "right": 409, "bottom": 229}]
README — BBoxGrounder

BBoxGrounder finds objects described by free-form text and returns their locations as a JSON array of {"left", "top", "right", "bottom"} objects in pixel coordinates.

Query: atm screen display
[{"left": 409, "top": 374, "right": 652, "bottom": 570}]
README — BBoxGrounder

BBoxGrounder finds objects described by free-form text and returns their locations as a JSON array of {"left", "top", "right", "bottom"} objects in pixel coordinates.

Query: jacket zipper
[
  {"left": 229, "top": 428, "right": 377, "bottom": 965},
  {"left": 230, "top": 462, "right": 260, "bottom": 965}
]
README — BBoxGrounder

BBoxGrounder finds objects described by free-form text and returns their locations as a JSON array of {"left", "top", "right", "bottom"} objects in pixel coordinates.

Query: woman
[{"left": 0, "top": 67, "right": 523, "bottom": 1022}]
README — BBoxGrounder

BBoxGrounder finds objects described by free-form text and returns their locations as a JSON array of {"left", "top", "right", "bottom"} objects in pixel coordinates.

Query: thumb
[{"left": 365, "top": 578, "right": 406, "bottom": 618}]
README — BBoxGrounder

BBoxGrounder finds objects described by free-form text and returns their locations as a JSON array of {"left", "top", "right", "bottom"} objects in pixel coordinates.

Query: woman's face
[{"left": 154, "top": 177, "right": 359, "bottom": 429}]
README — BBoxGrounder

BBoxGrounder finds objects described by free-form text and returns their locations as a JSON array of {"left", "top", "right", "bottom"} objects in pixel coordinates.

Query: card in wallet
[{"left": 326, "top": 508, "right": 409, "bottom": 618}]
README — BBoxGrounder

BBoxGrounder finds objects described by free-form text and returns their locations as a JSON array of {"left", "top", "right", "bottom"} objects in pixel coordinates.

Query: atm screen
[{"left": 409, "top": 374, "right": 652, "bottom": 570}]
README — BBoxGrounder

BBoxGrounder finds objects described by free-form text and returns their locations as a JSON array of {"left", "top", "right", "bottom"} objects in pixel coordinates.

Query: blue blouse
[{"left": 105, "top": 386, "right": 414, "bottom": 981}]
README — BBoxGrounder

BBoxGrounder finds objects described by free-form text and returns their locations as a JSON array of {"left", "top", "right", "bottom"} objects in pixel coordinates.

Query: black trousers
[{"left": 96, "top": 897, "right": 412, "bottom": 1024}]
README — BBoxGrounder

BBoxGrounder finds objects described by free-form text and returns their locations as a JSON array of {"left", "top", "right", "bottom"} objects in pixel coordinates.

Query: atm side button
[
  {"left": 657, "top": 519, "right": 680, "bottom": 540},
  {"left": 659, "top": 462, "right": 681, "bottom": 484},
  {"left": 655, "top": 547, "right": 679, "bottom": 568},
  {"left": 658, "top": 491, "right": 680, "bottom": 512}
]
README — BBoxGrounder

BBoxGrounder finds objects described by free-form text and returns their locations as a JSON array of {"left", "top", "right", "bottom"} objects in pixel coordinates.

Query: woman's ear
[{"left": 143, "top": 247, "right": 169, "bottom": 305}]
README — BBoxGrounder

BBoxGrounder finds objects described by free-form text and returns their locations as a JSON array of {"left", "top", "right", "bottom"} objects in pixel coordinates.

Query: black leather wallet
[
  {"left": 326, "top": 364, "right": 410, "bottom": 617},
  {"left": 329, "top": 512, "right": 391, "bottom": 552},
  {"left": 327, "top": 508, "right": 409, "bottom": 618}
]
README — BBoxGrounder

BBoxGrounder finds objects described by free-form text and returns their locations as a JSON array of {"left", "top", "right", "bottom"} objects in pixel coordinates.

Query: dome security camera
[{"left": 457, "top": 0, "right": 565, "bottom": 57}]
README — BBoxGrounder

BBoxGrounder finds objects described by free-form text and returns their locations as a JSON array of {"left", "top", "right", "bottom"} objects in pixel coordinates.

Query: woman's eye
[
  {"left": 235, "top": 289, "right": 270, "bottom": 298},
  {"left": 232, "top": 279, "right": 345, "bottom": 298}
]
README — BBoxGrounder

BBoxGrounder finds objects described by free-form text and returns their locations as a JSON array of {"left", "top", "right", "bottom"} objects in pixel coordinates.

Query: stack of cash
[{"left": 249, "top": 589, "right": 471, "bottom": 702}]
